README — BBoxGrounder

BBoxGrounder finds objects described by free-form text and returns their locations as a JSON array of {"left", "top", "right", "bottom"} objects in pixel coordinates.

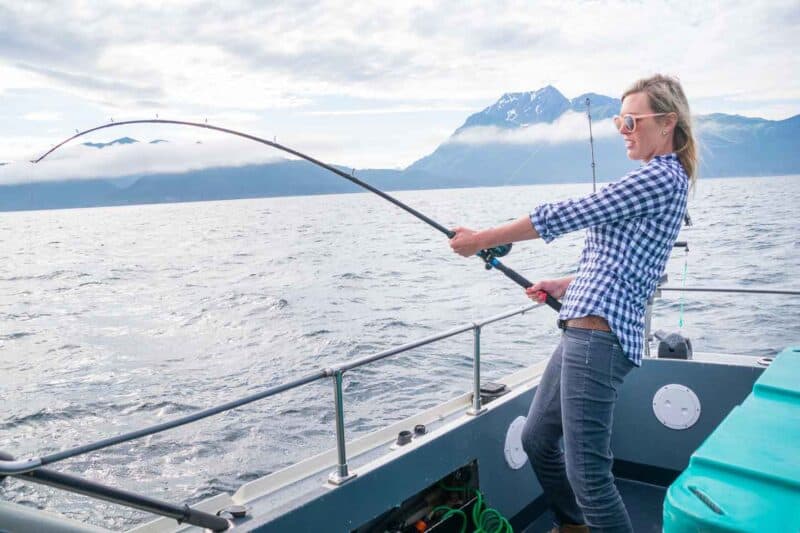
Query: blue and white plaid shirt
[{"left": 530, "top": 153, "right": 689, "bottom": 366}]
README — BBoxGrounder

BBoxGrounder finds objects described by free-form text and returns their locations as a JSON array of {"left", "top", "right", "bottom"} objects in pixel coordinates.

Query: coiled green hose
[{"left": 430, "top": 484, "right": 513, "bottom": 533}]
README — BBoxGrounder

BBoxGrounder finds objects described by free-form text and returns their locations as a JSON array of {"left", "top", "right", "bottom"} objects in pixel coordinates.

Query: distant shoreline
[{"left": 1, "top": 174, "right": 796, "bottom": 214}]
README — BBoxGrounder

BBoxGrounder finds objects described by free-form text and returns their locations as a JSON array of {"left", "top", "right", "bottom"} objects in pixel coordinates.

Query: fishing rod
[
  {"left": 32, "top": 119, "right": 561, "bottom": 312},
  {"left": 585, "top": 97, "right": 597, "bottom": 192}
]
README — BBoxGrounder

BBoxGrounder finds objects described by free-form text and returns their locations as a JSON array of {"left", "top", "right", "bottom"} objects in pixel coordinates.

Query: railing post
[
  {"left": 467, "top": 325, "right": 486, "bottom": 416},
  {"left": 328, "top": 370, "right": 356, "bottom": 485}
]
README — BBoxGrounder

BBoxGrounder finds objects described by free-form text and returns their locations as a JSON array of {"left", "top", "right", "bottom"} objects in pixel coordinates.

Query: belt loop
[{"left": 557, "top": 319, "right": 567, "bottom": 330}]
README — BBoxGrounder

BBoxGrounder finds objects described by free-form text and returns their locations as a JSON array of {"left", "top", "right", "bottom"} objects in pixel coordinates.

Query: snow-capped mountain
[
  {"left": 1, "top": 87, "right": 798, "bottom": 211},
  {"left": 454, "top": 86, "right": 621, "bottom": 137},
  {"left": 409, "top": 86, "right": 800, "bottom": 183},
  {"left": 568, "top": 93, "right": 620, "bottom": 120},
  {"left": 456, "top": 85, "right": 572, "bottom": 133}
]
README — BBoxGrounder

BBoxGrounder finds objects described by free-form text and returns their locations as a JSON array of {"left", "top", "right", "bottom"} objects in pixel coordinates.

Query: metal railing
[
  {"left": 3, "top": 283, "right": 798, "bottom": 528},
  {"left": 643, "top": 284, "right": 800, "bottom": 356},
  {"left": 0, "top": 302, "right": 542, "bottom": 528}
]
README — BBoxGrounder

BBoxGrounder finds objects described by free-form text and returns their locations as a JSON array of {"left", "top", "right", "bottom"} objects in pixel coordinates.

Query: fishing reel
[{"left": 478, "top": 243, "right": 512, "bottom": 269}]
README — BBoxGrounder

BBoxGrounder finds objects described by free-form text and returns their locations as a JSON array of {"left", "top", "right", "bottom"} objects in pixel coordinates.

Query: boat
[{"left": 1, "top": 278, "right": 798, "bottom": 532}]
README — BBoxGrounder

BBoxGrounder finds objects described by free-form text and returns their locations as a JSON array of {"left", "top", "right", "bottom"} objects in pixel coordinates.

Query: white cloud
[
  {"left": 450, "top": 112, "right": 618, "bottom": 146},
  {"left": 2, "top": 1, "right": 798, "bottom": 107},
  {"left": 303, "top": 105, "right": 476, "bottom": 116},
  {"left": 0, "top": 138, "right": 284, "bottom": 185},
  {"left": 23, "top": 111, "right": 62, "bottom": 121},
  {"left": 0, "top": 135, "right": 59, "bottom": 163},
  {"left": 0, "top": 0, "right": 797, "bottom": 169},
  {"left": 0, "top": 63, "right": 46, "bottom": 93}
]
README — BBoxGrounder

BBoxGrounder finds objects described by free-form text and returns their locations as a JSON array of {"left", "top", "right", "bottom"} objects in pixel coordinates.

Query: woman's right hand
[{"left": 525, "top": 277, "right": 572, "bottom": 303}]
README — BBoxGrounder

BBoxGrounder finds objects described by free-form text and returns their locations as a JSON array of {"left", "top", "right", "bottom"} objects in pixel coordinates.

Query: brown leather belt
[{"left": 557, "top": 315, "right": 611, "bottom": 332}]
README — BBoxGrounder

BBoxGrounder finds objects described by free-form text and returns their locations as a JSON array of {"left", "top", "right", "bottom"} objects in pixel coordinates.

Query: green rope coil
[
  {"left": 432, "top": 484, "right": 513, "bottom": 533},
  {"left": 431, "top": 506, "right": 468, "bottom": 533}
]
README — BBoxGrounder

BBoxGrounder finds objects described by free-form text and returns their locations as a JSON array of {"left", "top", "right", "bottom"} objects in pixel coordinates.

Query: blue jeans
[{"left": 521, "top": 327, "right": 635, "bottom": 532}]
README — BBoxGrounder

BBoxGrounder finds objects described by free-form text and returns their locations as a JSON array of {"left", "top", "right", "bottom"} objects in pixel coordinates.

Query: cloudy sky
[{"left": 1, "top": 0, "right": 798, "bottom": 178}]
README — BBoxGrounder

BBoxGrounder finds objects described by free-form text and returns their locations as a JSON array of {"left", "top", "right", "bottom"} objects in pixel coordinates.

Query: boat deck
[{"left": 521, "top": 478, "right": 667, "bottom": 533}]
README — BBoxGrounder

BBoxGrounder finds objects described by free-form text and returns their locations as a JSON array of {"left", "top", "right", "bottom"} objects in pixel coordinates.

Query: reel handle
[{"left": 487, "top": 243, "right": 512, "bottom": 257}]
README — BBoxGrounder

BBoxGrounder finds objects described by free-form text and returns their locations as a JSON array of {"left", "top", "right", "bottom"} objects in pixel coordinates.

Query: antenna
[{"left": 585, "top": 97, "right": 597, "bottom": 192}]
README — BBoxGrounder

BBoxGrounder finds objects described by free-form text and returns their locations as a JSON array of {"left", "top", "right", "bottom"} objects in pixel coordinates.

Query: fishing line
[
  {"left": 679, "top": 248, "right": 688, "bottom": 329},
  {"left": 32, "top": 119, "right": 562, "bottom": 312},
  {"left": 585, "top": 97, "right": 597, "bottom": 193},
  {"left": 503, "top": 141, "right": 545, "bottom": 186}
]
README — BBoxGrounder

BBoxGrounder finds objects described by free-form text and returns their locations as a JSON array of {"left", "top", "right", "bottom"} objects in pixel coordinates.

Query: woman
[{"left": 449, "top": 74, "right": 697, "bottom": 532}]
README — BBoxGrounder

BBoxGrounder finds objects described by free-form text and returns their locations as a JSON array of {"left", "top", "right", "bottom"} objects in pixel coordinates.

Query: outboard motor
[{"left": 654, "top": 330, "right": 693, "bottom": 360}]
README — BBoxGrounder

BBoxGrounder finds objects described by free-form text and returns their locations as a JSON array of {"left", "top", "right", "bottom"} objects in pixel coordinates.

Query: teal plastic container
[{"left": 663, "top": 346, "right": 800, "bottom": 532}]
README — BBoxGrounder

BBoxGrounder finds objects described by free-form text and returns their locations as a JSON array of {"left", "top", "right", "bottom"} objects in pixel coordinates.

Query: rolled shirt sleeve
[
  {"left": 530, "top": 163, "right": 676, "bottom": 243},
  {"left": 527, "top": 153, "right": 690, "bottom": 366}
]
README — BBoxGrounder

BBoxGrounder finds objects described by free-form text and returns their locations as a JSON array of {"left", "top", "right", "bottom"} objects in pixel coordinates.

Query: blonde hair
[{"left": 622, "top": 74, "right": 698, "bottom": 188}]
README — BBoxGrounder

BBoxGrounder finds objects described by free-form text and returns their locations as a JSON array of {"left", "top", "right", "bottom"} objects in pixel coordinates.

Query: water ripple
[{"left": 0, "top": 177, "right": 798, "bottom": 529}]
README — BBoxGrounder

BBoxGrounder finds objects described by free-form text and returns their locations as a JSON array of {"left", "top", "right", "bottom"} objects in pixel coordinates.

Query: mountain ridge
[{"left": 1, "top": 86, "right": 798, "bottom": 212}]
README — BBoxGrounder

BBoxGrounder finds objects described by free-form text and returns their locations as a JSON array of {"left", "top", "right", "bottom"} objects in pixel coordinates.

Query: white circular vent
[
  {"left": 504, "top": 416, "right": 529, "bottom": 469},
  {"left": 653, "top": 384, "right": 701, "bottom": 430}
]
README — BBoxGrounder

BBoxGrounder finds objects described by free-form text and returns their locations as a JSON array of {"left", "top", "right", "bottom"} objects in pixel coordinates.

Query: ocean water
[{"left": 1, "top": 176, "right": 798, "bottom": 529}]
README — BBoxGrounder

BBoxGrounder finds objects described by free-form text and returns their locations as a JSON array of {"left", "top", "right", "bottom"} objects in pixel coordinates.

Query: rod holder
[
  {"left": 467, "top": 326, "right": 486, "bottom": 416},
  {"left": 328, "top": 370, "right": 356, "bottom": 485}
]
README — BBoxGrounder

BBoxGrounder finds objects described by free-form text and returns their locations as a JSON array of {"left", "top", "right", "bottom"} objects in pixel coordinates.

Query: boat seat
[{"left": 663, "top": 346, "right": 800, "bottom": 532}]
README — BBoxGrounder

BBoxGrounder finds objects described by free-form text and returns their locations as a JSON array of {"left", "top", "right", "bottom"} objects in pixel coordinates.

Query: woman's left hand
[{"left": 449, "top": 227, "right": 484, "bottom": 257}]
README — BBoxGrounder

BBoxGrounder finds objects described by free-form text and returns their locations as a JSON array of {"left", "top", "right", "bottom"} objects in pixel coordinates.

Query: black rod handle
[{"left": 489, "top": 259, "right": 562, "bottom": 312}]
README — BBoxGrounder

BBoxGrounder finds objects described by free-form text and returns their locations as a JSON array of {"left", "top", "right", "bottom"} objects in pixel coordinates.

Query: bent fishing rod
[{"left": 33, "top": 119, "right": 561, "bottom": 311}]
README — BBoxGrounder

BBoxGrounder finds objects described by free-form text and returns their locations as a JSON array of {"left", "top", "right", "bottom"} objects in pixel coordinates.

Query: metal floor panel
[{"left": 521, "top": 478, "right": 666, "bottom": 533}]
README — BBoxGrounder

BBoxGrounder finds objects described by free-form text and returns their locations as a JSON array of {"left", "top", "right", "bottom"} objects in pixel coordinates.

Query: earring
[{"left": 661, "top": 130, "right": 668, "bottom": 136}]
